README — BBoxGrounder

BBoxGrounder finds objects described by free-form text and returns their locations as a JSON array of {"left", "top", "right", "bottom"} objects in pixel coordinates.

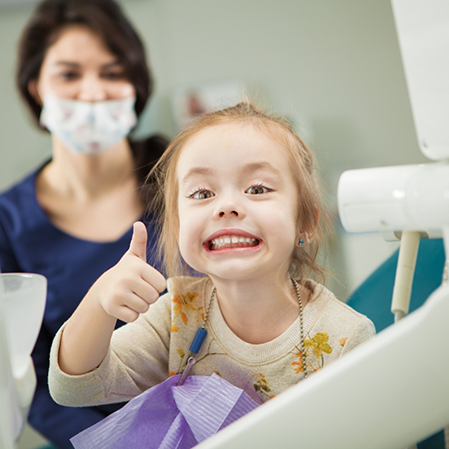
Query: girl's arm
[{"left": 58, "top": 221, "right": 166, "bottom": 375}]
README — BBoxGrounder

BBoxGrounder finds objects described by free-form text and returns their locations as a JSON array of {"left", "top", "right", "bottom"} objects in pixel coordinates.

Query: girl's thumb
[{"left": 129, "top": 221, "right": 147, "bottom": 261}]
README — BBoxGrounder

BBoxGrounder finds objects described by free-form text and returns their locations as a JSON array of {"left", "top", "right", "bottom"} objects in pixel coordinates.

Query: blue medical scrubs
[{"left": 0, "top": 164, "right": 163, "bottom": 449}]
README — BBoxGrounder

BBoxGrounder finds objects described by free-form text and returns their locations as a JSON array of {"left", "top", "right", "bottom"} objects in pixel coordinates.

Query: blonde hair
[{"left": 148, "top": 101, "right": 330, "bottom": 284}]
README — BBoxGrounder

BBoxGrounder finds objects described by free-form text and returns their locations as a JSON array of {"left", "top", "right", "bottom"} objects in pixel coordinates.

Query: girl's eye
[
  {"left": 246, "top": 185, "right": 270, "bottom": 195},
  {"left": 190, "top": 190, "right": 214, "bottom": 199}
]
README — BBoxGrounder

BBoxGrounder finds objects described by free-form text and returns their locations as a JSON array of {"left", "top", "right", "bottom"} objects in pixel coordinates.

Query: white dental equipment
[
  {"left": 196, "top": 0, "right": 449, "bottom": 447},
  {"left": 0, "top": 273, "right": 47, "bottom": 449}
]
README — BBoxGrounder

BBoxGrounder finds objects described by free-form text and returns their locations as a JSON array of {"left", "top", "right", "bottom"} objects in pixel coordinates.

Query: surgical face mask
[{"left": 40, "top": 96, "right": 137, "bottom": 155}]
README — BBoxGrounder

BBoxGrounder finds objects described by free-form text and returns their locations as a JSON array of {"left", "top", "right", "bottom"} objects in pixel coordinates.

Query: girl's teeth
[{"left": 210, "top": 235, "right": 259, "bottom": 250}]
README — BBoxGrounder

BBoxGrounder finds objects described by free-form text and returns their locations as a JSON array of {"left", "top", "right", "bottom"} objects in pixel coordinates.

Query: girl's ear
[
  {"left": 295, "top": 234, "right": 306, "bottom": 247},
  {"left": 295, "top": 230, "right": 310, "bottom": 247},
  {"left": 28, "top": 80, "right": 43, "bottom": 105},
  {"left": 296, "top": 209, "right": 320, "bottom": 247}
]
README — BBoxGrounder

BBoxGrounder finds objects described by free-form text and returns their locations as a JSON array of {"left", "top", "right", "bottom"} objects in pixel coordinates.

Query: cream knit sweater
[{"left": 49, "top": 276, "right": 375, "bottom": 407}]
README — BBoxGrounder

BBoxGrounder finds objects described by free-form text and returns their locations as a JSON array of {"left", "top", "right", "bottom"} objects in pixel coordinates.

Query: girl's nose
[
  {"left": 78, "top": 75, "right": 107, "bottom": 102},
  {"left": 218, "top": 210, "right": 239, "bottom": 218},
  {"left": 215, "top": 197, "right": 245, "bottom": 219}
]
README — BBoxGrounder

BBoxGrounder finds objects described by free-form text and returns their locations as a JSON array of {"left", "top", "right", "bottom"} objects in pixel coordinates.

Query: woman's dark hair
[
  {"left": 16, "top": 0, "right": 168, "bottom": 194},
  {"left": 17, "top": 0, "right": 151, "bottom": 122}
]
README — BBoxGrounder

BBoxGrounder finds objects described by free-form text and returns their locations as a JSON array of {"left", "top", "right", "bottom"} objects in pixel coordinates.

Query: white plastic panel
[
  {"left": 0, "top": 274, "right": 47, "bottom": 446},
  {"left": 1, "top": 274, "right": 47, "bottom": 377},
  {"left": 391, "top": 0, "right": 449, "bottom": 160},
  {"left": 338, "top": 163, "right": 449, "bottom": 233},
  {"left": 0, "top": 299, "right": 16, "bottom": 449},
  {"left": 197, "top": 284, "right": 449, "bottom": 449}
]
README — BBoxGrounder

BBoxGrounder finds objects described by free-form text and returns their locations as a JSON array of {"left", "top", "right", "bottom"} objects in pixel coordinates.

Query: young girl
[{"left": 49, "top": 102, "right": 375, "bottom": 407}]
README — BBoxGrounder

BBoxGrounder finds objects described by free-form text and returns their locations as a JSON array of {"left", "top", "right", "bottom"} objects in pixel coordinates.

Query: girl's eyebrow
[
  {"left": 181, "top": 161, "right": 281, "bottom": 186},
  {"left": 241, "top": 161, "right": 282, "bottom": 176},
  {"left": 181, "top": 167, "right": 213, "bottom": 185}
]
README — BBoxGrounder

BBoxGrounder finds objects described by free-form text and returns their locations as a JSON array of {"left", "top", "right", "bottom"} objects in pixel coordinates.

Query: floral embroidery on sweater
[
  {"left": 253, "top": 373, "right": 274, "bottom": 400},
  {"left": 171, "top": 291, "right": 204, "bottom": 332},
  {"left": 291, "top": 332, "right": 338, "bottom": 374}
]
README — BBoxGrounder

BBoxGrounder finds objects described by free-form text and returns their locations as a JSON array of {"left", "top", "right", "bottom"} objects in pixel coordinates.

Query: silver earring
[{"left": 298, "top": 238, "right": 305, "bottom": 247}]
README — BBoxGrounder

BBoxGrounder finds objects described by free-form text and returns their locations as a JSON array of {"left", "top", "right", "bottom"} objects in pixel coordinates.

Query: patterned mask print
[{"left": 40, "top": 96, "right": 137, "bottom": 155}]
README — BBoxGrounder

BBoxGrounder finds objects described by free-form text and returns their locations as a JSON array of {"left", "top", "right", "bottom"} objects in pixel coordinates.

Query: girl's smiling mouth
[
  {"left": 204, "top": 230, "right": 262, "bottom": 252},
  {"left": 209, "top": 235, "right": 259, "bottom": 250}
]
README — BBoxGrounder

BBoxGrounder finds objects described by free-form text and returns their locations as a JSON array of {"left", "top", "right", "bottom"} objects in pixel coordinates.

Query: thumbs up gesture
[{"left": 90, "top": 221, "right": 167, "bottom": 323}]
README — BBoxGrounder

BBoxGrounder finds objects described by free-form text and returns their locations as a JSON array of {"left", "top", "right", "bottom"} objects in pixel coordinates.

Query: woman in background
[{"left": 0, "top": 0, "right": 167, "bottom": 447}]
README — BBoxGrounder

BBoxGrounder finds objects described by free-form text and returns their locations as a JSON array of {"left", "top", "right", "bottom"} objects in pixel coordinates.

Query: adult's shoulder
[
  {"left": 0, "top": 169, "right": 35, "bottom": 202},
  {"left": 0, "top": 163, "right": 47, "bottom": 211},
  {"left": 0, "top": 163, "right": 49, "bottom": 230}
]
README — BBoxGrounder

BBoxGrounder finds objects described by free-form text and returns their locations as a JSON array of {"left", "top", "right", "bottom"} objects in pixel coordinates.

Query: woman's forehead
[{"left": 45, "top": 25, "right": 116, "bottom": 66}]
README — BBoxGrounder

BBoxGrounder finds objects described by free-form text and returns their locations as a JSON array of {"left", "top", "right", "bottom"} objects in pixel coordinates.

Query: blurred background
[{"left": 0, "top": 0, "right": 428, "bottom": 446}]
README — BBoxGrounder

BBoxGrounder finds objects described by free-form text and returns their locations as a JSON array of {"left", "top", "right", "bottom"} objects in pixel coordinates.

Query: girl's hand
[{"left": 88, "top": 221, "right": 167, "bottom": 323}]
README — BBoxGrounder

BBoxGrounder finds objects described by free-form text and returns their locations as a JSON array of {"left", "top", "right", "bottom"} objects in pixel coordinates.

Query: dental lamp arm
[{"left": 391, "top": 231, "right": 420, "bottom": 321}]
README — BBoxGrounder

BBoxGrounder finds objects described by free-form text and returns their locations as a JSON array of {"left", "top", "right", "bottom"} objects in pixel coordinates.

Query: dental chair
[
  {"left": 347, "top": 238, "right": 447, "bottom": 449},
  {"left": 0, "top": 273, "right": 47, "bottom": 449}
]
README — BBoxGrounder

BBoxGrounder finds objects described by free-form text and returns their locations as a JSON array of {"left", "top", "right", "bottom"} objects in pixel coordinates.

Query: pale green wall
[{"left": 0, "top": 0, "right": 426, "bottom": 195}]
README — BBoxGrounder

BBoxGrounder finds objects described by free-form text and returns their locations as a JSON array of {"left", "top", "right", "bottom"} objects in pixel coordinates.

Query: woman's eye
[
  {"left": 102, "top": 72, "right": 126, "bottom": 80},
  {"left": 191, "top": 190, "right": 214, "bottom": 199},
  {"left": 59, "top": 71, "right": 79, "bottom": 81},
  {"left": 246, "top": 185, "right": 270, "bottom": 195}
]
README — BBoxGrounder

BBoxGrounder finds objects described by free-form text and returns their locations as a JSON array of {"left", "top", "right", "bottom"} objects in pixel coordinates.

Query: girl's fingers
[
  {"left": 123, "top": 294, "right": 151, "bottom": 315},
  {"left": 107, "top": 293, "right": 149, "bottom": 322},
  {"left": 130, "top": 280, "right": 160, "bottom": 308},
  {"left": 97, "top": 237, "right": 167, "bottom": 320},
  {"left": 114, "top": 305, "right": 140, "bottom": 324},
  {"left": 140, "top": 263, "right": 167, "bottom": 294},
  {"left": 128, "top": 221, "right": 148, "bottom": 261}
]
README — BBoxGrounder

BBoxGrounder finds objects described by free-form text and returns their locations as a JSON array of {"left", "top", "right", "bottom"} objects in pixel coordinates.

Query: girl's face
[
  {"left": 176, "top": 123, "right": 302, "bottom": 284},
  {"left": 30, "top": 25, "right": 135, "bottom": 103}
]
